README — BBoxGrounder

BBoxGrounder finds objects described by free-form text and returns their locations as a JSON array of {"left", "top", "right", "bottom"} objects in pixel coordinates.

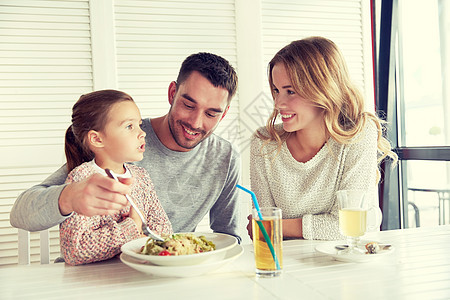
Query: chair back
[{"left": 18, "top": 229, "right": 50, "bottom": 264}]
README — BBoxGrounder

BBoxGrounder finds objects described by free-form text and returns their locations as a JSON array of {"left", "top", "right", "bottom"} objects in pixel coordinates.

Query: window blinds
[
  {"left": 0, "top": 0, "right": 370, "bottom": 265},
  {"left": 114, "top": 0, "right": 239, "bottom": 141},
  {"left": 261, "top": 0, "right": 368, "bottom": 99},
  {"left": 0, "top": 0, "right": 92, "bottom": 265}
]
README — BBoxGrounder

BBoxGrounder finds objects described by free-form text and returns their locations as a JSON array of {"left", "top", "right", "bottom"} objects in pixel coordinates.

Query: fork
[{"left": 105, "top": 168, "right": 164, "bottom": 241}]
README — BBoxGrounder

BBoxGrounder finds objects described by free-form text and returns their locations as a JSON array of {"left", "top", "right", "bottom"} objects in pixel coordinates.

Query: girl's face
[
  {"left": 271, "top": 63, "right": 324, "bottom": 133},
  {"left": 93, "top": 101, "right": 146, "bottom": 172}
]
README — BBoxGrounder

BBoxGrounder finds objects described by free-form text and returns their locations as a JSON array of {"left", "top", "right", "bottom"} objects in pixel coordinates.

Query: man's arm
[
  {"left": 10, "top": 163, "right": 131, "bottom": 232},
  {"left": 209, "top": 148, "right": 242, "bottom": 242},
  {"left": 10, "top": 165, "right": 69, "bottom": 231}
]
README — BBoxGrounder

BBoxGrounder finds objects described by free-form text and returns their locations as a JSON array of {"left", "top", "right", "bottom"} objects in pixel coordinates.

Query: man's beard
[{"left": 167, "top": 110, "right": 209, "bottom": 150}]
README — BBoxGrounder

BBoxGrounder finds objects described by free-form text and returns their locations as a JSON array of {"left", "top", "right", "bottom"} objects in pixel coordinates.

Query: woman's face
[{"left": 271, "top": 63, "right": 324, "bottom": 133}]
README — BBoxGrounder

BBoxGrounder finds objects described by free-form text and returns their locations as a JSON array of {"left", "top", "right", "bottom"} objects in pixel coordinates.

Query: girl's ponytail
[{"left": 64, "top": 124, "right": 94, "bottom": 173}]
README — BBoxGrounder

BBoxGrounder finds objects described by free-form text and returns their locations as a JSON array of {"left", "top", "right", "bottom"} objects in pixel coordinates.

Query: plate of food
[
  {"left": 120, "top": 243, "right": 244, "bottom": 277},
  {"left": 315, "top": 240, "right": 395, "bottom": 263},
  {"left": 121, "top": 232, "right": 238, "bottom": 266}
]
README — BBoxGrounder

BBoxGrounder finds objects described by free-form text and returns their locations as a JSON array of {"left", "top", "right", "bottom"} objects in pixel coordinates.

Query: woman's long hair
[
  {"left": 260, "top": 36, "right": 397, "bottom": 183},
  {"left": 64, "top": 90, "right": 134, "bottom": 172}
]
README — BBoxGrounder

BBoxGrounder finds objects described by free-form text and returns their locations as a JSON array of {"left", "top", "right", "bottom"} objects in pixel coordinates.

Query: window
[{"left": 376, "top": 0, "right": 450, "bottom": 229}]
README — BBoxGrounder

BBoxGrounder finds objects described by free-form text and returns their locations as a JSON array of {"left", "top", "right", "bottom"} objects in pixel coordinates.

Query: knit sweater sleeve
[
  {"left": 59, "top": 163, "right": 141, "bottom": 266},
  {"left": 128, "top": 165, "right": 173, "bottom": 236},
  {"left": 302, "top": 122, "right": 379, "bottom": 240},
  {"left": 302, "top": 198, "right": 342, "bottom": 240},
  {"left": 250, "top": 134, "right": 276, "bottom": 208}
]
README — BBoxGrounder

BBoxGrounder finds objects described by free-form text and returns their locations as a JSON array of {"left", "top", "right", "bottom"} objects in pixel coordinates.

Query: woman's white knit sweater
[{"left": 250, "top": 122, "right": 378, "bottom": 240}]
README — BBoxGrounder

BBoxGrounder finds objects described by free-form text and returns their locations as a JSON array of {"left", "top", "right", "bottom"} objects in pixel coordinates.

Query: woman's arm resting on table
[
  {"left": 282, "top": 218, "right": 303, "bottom": 239},
  {"left": 247, "top": 214, "right": 303, "bottom": 239}
]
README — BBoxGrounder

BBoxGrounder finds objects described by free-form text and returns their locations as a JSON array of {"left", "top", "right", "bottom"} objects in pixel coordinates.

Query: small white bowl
[{"left": 121, "top": 232, "right": 238, "bottom": 266}]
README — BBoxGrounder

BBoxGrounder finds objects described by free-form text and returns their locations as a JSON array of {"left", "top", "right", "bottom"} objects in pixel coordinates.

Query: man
[{"left": 10, "top": 52, "right": 242, "bottom": 240}]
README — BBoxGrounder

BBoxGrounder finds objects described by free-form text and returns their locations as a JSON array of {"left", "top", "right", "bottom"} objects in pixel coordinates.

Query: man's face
[{"left": 167, "top": 71, "right": 230, "bottom": 151}]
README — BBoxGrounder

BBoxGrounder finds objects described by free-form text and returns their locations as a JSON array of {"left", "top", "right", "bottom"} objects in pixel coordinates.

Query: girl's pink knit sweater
[{"left": 60, "top": 161, "right": 172, "bottom": 265}]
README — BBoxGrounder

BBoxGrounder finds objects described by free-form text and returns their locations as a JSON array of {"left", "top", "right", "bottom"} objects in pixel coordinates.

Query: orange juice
[
  {"left": 252, "top": 218, "right": 283, "bottom": 271},
  {"left": 339, "top": 208, "right": 367, "bottom": 237}
]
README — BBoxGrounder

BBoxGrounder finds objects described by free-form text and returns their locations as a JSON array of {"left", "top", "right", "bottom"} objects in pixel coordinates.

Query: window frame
[{"left": 376, "top": 0, "right": 450, "bottom": 230}]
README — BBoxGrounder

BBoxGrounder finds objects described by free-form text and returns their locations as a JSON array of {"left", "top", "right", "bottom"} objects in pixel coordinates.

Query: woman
[{"left": 248, "top": 37, "right": 397, "bottom": 240}]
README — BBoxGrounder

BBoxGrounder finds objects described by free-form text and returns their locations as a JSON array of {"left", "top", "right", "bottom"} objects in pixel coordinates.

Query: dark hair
[
  {"left": 64, "top": 89, "right": 134, "bottom": 172},
  {"left": 176, "top": 52, "right": 238, "bottom": 103}
]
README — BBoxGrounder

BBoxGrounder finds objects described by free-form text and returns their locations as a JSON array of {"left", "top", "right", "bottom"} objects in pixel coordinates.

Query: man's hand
[{"left": 58, "top": 173, "right": 132, "bottom": 216}]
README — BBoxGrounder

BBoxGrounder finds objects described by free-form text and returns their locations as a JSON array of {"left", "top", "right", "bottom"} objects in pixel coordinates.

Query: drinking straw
[
  {"left": 236, "top": 184, "right": 281, "bottom": 270},
  {"left": 237, "top": 184, "right": 263, "bottom": 219}
]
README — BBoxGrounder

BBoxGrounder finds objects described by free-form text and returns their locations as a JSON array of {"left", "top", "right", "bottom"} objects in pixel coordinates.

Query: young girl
[
  {"left": 60, "top": 89, "right": 173, "bottom": 265},
  {"left": 248, "top": 37, "right": 397, "bottom": 240}
]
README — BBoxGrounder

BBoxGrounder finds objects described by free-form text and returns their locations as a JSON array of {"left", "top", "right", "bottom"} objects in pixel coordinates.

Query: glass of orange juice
[
  {"left": 336, "top": 190, "right": 382, "bottom": 254},
  {"left": 252, "top": 207, "right": 283, "bottom": 277}
]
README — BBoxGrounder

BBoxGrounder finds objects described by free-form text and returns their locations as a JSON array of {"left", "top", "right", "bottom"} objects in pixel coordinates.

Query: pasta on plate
[{"left": 140, "top": 233, "right": 216, "bottom": 256}]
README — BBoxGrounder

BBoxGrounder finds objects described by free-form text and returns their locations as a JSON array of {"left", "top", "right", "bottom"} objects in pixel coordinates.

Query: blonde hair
[{"left": 259, "top": 36, "right": 397, "bottom": 183}]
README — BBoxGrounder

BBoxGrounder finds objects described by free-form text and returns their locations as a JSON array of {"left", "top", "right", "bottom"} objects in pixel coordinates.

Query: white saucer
[
  {"left": 120, "top": 244, "right": 244, "bottom": 277},
  {"left": 315, "top": 240, "right": 395, "bottom": 263}
]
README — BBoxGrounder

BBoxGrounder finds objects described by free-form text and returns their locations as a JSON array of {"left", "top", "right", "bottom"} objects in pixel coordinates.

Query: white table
[{"left": 1, "top": 226, "right": 450, "bottom": 300}]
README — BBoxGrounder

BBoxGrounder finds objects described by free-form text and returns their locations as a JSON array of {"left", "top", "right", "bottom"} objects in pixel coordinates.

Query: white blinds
[
  {"left": 114, "top": 0, "right": 239, "bottom": 141},
  {"left": 114, "top": 0, "right": 239, "bottom": 233},
  {"left": 0, "top": 0, "right": 370, "bottom": 265},
  {"left": 261, "top": 0, "right": 369, "bottom": 100},
  {"left": 0, "top": 0, "right": 92, "bottom": 265}
]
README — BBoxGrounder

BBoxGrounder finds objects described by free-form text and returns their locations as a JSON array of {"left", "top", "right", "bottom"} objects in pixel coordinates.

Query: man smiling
[
  {"left": 10, "top": 53, "right": 242, "bottom": 241},
  {"left": 158, "top": 70, "right": 230, "bottom": 151}
]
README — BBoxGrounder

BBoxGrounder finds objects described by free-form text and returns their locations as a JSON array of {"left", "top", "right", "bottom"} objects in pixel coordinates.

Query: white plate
[
  {"left": 121, "top": 232, "right": 238, "bottom": 266},
  {"left": 315, "top": 240, "right": 395, "bottom": 263},
  {"left": 120, "top": 244, "right": 244, "bottom": 277}
]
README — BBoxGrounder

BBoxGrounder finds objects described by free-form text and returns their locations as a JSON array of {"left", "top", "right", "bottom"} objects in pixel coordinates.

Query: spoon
[
  {"left": 105, "top": 168, "right": 164, "bottom": 242},
  {"left": 335, "top": 244, "right": 392, "bottom": 251}
]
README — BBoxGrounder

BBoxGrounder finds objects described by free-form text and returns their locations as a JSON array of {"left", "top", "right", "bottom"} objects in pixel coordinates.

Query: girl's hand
[{"left": 246, "top": 214, "right": 253, "bottom": 240}]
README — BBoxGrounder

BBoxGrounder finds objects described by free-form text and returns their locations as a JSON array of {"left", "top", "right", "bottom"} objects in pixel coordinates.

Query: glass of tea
[
  {"left": 252, "top": 207, "right": 283, "bottom": 277},
  {"left": 336, "top": 190, "right": 382, "bottom": 254}
]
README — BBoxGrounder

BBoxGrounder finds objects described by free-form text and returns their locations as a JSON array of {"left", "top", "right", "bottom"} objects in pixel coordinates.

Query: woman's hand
[
  {"left": 282, "top": 218, "right": 303, "bottom": 239},
  {"left": 248, "top": 214, "right": 304, "bottom": 240},
  {"left": 246, "top": 214, "right": 253, "bottom": 240}
]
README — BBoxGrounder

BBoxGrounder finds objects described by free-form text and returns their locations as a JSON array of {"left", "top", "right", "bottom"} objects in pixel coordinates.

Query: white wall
[{"left": 0, "top": 0, "right": 371, "bottom": 265}]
